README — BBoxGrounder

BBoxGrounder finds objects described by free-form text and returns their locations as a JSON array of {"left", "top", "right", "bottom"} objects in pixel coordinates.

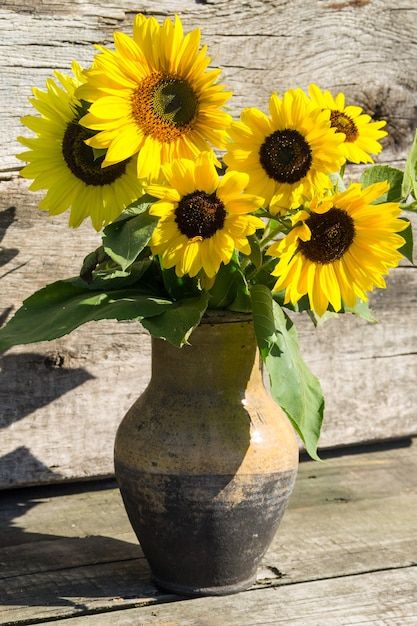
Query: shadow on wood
[
  {"left": 0, "top": 447, "right": 62, "bottom": 489},
  {"left": 0, "top": 480, "right": 162, "bottom": 612},
  {"left": 0, "top": 352, "right": 94, "bottom": 428}
]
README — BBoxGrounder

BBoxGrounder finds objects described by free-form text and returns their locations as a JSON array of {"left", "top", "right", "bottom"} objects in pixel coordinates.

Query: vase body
[{"left": 114, "top": 313, "right": 299, "bottom": 596}]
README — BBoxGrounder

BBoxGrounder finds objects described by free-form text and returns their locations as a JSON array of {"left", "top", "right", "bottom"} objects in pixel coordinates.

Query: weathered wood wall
[{"left": 1, "top": 0, "right": 416, "bottom": 488}]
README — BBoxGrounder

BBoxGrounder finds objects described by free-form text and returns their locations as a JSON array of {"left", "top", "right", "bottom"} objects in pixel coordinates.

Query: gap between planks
[{"left": 38, "top": 566, "right": 417, "bottom": 626}]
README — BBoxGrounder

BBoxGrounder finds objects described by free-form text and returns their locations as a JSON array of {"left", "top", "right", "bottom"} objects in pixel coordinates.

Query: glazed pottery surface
[{"left": 114, "top": 312, "right": 299, "bottom": 596}]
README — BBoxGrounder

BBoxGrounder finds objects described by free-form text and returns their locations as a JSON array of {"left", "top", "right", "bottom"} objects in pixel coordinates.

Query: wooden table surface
[{"left": 1, "top": 440, "right": 416, "bottom": 626}]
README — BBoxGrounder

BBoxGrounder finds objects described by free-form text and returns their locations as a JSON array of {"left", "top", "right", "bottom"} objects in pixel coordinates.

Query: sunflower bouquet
[{"left": 1, "top": 14, "right": 415, "bottom": 458}]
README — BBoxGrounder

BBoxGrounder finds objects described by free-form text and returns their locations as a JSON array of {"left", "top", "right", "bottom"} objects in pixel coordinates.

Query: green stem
[
  {"left": 260, "top": 220, "right": 289, "bottom": 249},
  {"left": 400, "top": 200, "right": 417, "bottom": 212},
  {"left": 240, "top": 256, "right": 252, "bottom": 271},
  {"left": 246, "top": 258, "right": 275, "bottom": 282}
]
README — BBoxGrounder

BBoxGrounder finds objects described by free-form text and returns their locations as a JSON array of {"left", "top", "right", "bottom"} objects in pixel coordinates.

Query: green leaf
[
  {"left": 338, "top": 299, "right": 377, "bottom": 322},
  {"left": 0, "top": 281, "right": 172, "bottom": 352},
  {"left": 360, "top": 165, "right": 404, "bottom": 203},
  {"left": 111, "top": 194, "right": 156, "bottom": 223},
  {"left": 247, "top": 235, "right": 263, "bottom": 269},
  {"left": 228, "top": 280, "right": 252, "bottom": 313},
  {"left": 103, "top": 206, "right": 157, "bottom": 271},
  {"left": 402, "top": 130, "right": 417, "bottom": 200},
  {"left": 330, "top": 171, "right": 346, "bottom": 192},
  {"left": 141, "top": 292, "right": 209, "bottom": 347},
  {"left": 250, "top": 284, "right": 278, "bottom": 358},
  {"left": 398, "top": 218, "right": 414, "bottom": 264},
  {"left": 161, "top": 266, "right": 201, "bottom": 301},
  {"left": 80, "top": 246, "right": 109, "bottom": 283},
  {"left": 209, "top": 257, "right": 246, "bottom": 310},
  {"left": 272, "top": 290, "right": 312, "bottom": 314},
  {"left": 251, "top": 284, "right": 324, "bottom": 460},
  {"left": 249, "top": 257, "right": 277, "bottom": 291},
  {"left": 77, "top": 260, "right": 153, "bottom": 291}
]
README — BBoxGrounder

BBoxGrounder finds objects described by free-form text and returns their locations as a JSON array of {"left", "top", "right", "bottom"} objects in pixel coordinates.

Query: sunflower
[
  {"left": 308, "top": 84, "right": 387, "bottom": 164},
  {"left": 267, "top": 182, "right": 407, "bottom": 316},
  {"left": 18, "top": 62, "right": 143, "bottom": 231},
  {"left": 223, "top": 89, "right": 345, "bottom": 214},
  {"left": 146, "top": 152, "right": 264, "bottom": 278},
  {"left": 77, "top": 14, "right": 232, "bottom": 182}
]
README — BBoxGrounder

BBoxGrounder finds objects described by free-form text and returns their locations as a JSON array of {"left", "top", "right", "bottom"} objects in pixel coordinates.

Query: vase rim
[{"left": 201, "top": 309, "right": 252, "bottom": 325}]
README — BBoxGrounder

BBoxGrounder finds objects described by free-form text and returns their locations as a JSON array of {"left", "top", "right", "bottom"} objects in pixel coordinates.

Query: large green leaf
[
  {"left": 103, "top": 210, "right": 157, "bottom": 271},
  {"left": 111, "top": 194, "right": 156, "bottom": 222},
  {"left": 0, "top": 280, "right": 172, "bottom": 352},
  {"left": 102, "top": 195, "right": 157, "bottom": 269},
  {"left": 251, "top": 284, "right": 324, "bottom": 460},
  {"left": 402, "top": 130, "right": 417, "bottom": 200},
  {"left": 141, "top": 292, "right": 209, "bottom": 347},
  {"left": 360, "top": 165, "right": 404, "bottom": 203}
]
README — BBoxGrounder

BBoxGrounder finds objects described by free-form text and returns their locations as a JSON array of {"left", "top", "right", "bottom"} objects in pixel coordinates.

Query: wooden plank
[
  {"left": 43, "top": 567, "right": 417, "bottom": 626},
  {"left": 1, "top": 0, "right": 417, "bottom": 485},
  {"left": 0, "top": 442, "right": 416, "bottom": 623},
  {"left": 1, "top": 0, "right": 417, "bottom": 174}
]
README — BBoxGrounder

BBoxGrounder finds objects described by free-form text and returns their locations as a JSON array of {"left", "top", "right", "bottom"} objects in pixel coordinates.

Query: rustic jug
[{"left": 114, "top": 312, "right": 299, "bottom": 596}]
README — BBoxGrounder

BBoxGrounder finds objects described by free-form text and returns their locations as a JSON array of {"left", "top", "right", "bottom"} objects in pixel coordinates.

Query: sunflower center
[
  {"left": 62, "top": 122, "right": 128, "bottom": 186},
  {"left": 330, "top": 110, "right": 358, "bottom": 142},
  {"left": 299, "top": 207, "right": 355, "bottom": 264},
  {"left": 175, "top": 191, "right": 226, "bottom": 239},
  {"left": 131, "top": 72, "right": 199, "bottom": 143},
  {"left": 259, "top": 129, "right": 312, "bottom": 184}
]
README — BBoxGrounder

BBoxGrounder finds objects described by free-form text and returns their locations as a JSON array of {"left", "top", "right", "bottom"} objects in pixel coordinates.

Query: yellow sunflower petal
[
  {"left": 194, "top": 152, "right": 219, "bottom": 194},
  {"left": 19, "top": 66, "right": 143, "bottom": 230},
  {"left": 137, "top": 136, "right": 162, "bottom": 180},
  {"left": 269, "top": 181, "right": 405, "bottom": 315},
  {"left": 79, "top": 13, "right": 232, "bottom": 182},
  {"left": 224, "top": 88, "right": 345, "bottom": 209}
]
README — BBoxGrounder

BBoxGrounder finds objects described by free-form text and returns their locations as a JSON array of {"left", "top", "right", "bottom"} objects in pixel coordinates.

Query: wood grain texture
[
  {"left": 46, "top": 568, "right": 417, "bottom": 626},
  {"left": 1, "top": 442, "right": 416, "bottom": 623},
  {"left": 1, "top": 0, "right": 417, "bottom": 174},
  {"left": 1, "top": 0, "right": 417, "bottom": 486}
]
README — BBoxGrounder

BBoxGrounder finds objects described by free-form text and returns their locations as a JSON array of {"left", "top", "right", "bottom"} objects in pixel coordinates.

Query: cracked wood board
[
  {"left": 0, "top": 442, "right": 416, "bottom": 623},
  {"left": 1, "top": 0, "right": 417, "bottom": 486},
  {"left": 43, "top": 568, "right": 417, "bottom": 626}
]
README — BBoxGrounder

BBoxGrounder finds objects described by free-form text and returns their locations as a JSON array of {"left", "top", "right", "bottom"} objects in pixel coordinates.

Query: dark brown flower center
[
  {"left": 298, "top": 207, "right": 355, "bottom": 263},
  {"left": 62, "top": 122, "right": 128, "bottom": 186},
  {"left": 259, "top": 129, "right": 312, "bottom": 183},
  {"left": 330, "top": 110, "right": 358, "bottom": 142},
  {"left": 175, "top": 191, "right": 226, "bottom": 239},
  {"left": 131, "top": 73, "right": 199, "bottom": 142}
]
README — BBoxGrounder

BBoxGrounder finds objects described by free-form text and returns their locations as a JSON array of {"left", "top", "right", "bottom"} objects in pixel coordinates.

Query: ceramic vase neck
[{"left": 150, "top": 317, "right": 262, "bottom": 394}]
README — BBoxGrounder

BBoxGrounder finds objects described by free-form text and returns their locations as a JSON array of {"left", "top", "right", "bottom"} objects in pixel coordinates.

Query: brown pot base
[
  {"left": 153, "top": 574, "right": 257, "bottom": 597},
  {"left": 116, "top": 462, "right": 297, "bottom": 593}
]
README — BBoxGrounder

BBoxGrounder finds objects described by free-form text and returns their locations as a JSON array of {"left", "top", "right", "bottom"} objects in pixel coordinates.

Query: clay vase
[{"left": 114, "top": 312, "right": 299, "bottom": 596}]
